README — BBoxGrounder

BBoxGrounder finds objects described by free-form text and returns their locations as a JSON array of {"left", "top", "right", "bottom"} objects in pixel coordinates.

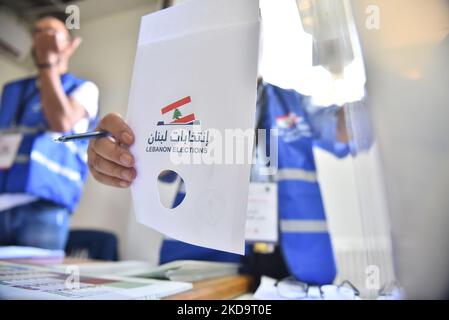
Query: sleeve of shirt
[
  {"left": 304, "top": 98, "right": 339, "bottom": 143},
  {"left": 69, "top": 81, "right": 99, "bottom": 120},
  {"left": 303, "top": 98, "right": 349, "bottom": 158}
]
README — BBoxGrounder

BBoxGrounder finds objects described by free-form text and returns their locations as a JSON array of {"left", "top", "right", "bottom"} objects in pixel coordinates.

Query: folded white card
[{"left": 127, "top": 0, "right": 260, "bottom": 254}]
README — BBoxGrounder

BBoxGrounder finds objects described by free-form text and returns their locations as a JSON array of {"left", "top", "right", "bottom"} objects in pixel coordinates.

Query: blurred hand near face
[
  {"left": 33, "top": 26, "right": 81, "bottom": 66},
  {"left": 87, "top": 113, "right": 137, "bottom": 188}
]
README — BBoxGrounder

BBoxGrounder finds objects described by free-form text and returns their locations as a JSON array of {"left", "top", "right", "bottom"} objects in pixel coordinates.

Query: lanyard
[
  {"left": 255, "top": 81, "right": 267, "bottom": 132},
  {"left": 252, "top": 82, "right": 275, "bottom": 183}
]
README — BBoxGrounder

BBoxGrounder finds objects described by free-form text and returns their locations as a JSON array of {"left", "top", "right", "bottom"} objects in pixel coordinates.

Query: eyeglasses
[
  {"left": 31, "top": 28, "right": 71, "bottom": 41},
  {"left": 377, "top": 280, "right": 405, "bottom": 300},
  {"left": 275, "top": 277, "right": 360, "bottom": 300}
]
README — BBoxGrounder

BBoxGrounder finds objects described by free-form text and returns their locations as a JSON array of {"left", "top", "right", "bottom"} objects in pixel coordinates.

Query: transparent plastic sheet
[
  {"left": 296, "top": 0, "right": 397, "bottom": 298},
  {"left": 350, "top": 0, "right": 449, "bottom": 299},
  {"left": 343, "top": 99, "right": 397, "bottom": 299}
]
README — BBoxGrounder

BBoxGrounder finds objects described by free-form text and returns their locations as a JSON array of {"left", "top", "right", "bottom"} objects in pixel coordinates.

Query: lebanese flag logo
[
  {"left": 157, "top": 96, "right": 199, "bottom": 126},
  {"left": 276, "top": 112, "right": 301, "bottom": 129}
]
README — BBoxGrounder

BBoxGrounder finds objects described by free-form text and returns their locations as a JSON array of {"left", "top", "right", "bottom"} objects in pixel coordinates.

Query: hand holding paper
[{"left": 87, "top": 113, "right": 136, "bottom": 188}]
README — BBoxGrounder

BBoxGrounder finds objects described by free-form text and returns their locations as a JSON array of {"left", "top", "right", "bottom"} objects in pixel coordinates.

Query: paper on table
[
  {"left": 127, "top": 0, "right": 260, "bottom": 254},
  {"left": 139, "top": 260, "right": 240, "bottom": 282},
  {"left": 49, "top": 260, "right": 154, "bottom": 277},
  {"left": 0, "top": 262, "right": 192, "bottom": 300},
  {"left": 0, "top": 246, "right": 65, "bottom": 260}
]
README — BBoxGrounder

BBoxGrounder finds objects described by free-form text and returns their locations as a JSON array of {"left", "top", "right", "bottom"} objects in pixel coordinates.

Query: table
[
  {"left": 164, "top": 274, "right": 253, "bottom": 300},
  {"left": 2, "top": 257, "right": 254, "bottom": 300}
]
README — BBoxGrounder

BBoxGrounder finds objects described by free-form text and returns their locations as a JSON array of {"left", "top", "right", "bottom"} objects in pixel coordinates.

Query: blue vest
[
  {"left": 160, "top": 83, "right": 347, "bottom": 285},
  {"left": 0, "top": 73, "right": 96, "bottom": 212}
]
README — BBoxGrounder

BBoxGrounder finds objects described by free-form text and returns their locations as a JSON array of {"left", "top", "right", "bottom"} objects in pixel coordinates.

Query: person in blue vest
[
  {"left": 0, "top": 14, "right": 99, "bottom": 250},
  {"left": 87, "top": 79, "right": 349, "bottom": 286}
]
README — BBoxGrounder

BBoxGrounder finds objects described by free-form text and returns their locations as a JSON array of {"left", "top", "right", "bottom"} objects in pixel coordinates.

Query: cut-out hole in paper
[{"left": 157, "top": 170, "right": 186, "bottom": 209}]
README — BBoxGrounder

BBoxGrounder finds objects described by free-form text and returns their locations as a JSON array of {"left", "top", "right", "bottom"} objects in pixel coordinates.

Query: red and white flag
[{"left": 159, "top": 96, "right": 196, "bottom": 125}]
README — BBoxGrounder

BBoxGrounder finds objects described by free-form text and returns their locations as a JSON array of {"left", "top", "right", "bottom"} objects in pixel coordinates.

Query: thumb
[{"left": 97, "top": 113, "right": 135, "bottom": 146}]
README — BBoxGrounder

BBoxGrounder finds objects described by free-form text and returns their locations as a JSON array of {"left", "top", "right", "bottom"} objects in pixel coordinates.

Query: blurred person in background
[{"left": 0, "top": 13, "right": 99, "bottom": 250}]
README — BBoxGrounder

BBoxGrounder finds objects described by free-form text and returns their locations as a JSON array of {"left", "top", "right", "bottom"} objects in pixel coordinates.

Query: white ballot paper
[{"left": 127, "top": 0, "right": 260, "bottom": 254}]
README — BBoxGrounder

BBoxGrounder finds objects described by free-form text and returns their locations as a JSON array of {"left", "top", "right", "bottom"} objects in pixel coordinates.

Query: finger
[
  {"left": 90, "top": 169, "right": 132, "bottom": 188},
  {"left": 71, "top": 37, "right": 82, "bottom": 50},
  {"left": 66, "top": 37, "right": 82, "bottom": 56},
  {"left": 91, "top": 136, "right": 134, "bottom": 168},
  {"left": 88, "top": 153, "right": 136, "bottom": 182},
  {"left": 97, "top": 113, "right": 134, "bottom": 146}
]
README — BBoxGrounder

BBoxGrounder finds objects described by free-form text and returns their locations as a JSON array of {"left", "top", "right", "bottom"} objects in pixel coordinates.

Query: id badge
[
  {"left": 0, "top": 133, "right": 23, "bottom": 170},
  {"left": 245, "top": 182, "right": 278, "bottom": 243}
]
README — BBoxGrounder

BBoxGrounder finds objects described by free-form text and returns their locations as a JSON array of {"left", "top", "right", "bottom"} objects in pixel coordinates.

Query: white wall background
[{"left": 0, "top": 56, "right": 32, "bottom": 89}]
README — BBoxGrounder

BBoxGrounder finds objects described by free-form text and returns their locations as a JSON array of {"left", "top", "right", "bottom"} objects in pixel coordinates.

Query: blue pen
[{"left": 54, "top": 130, "right": 111, "bottom": 142}]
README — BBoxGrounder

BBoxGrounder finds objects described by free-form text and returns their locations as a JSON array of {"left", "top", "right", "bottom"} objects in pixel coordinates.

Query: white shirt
[{"left": 0, "top": 81, "right": 99, "bottom": 211}]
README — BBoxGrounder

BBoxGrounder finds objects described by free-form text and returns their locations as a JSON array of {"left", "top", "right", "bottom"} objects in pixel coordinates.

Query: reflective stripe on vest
[
  {"left": 280, "top": 219, "right": 328, "bottom": 233},
  {"left": 15, "top": 138, "right": 88, "bottom": 166},
  {"left": 275, "top": 168, "right": 317, "bottom": 183},
  {"left": 30, "top": 150, "right": 83, "bottom": 185},
  {"left": 0, "top": 125, "right": 43, "bottom": 135}
]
